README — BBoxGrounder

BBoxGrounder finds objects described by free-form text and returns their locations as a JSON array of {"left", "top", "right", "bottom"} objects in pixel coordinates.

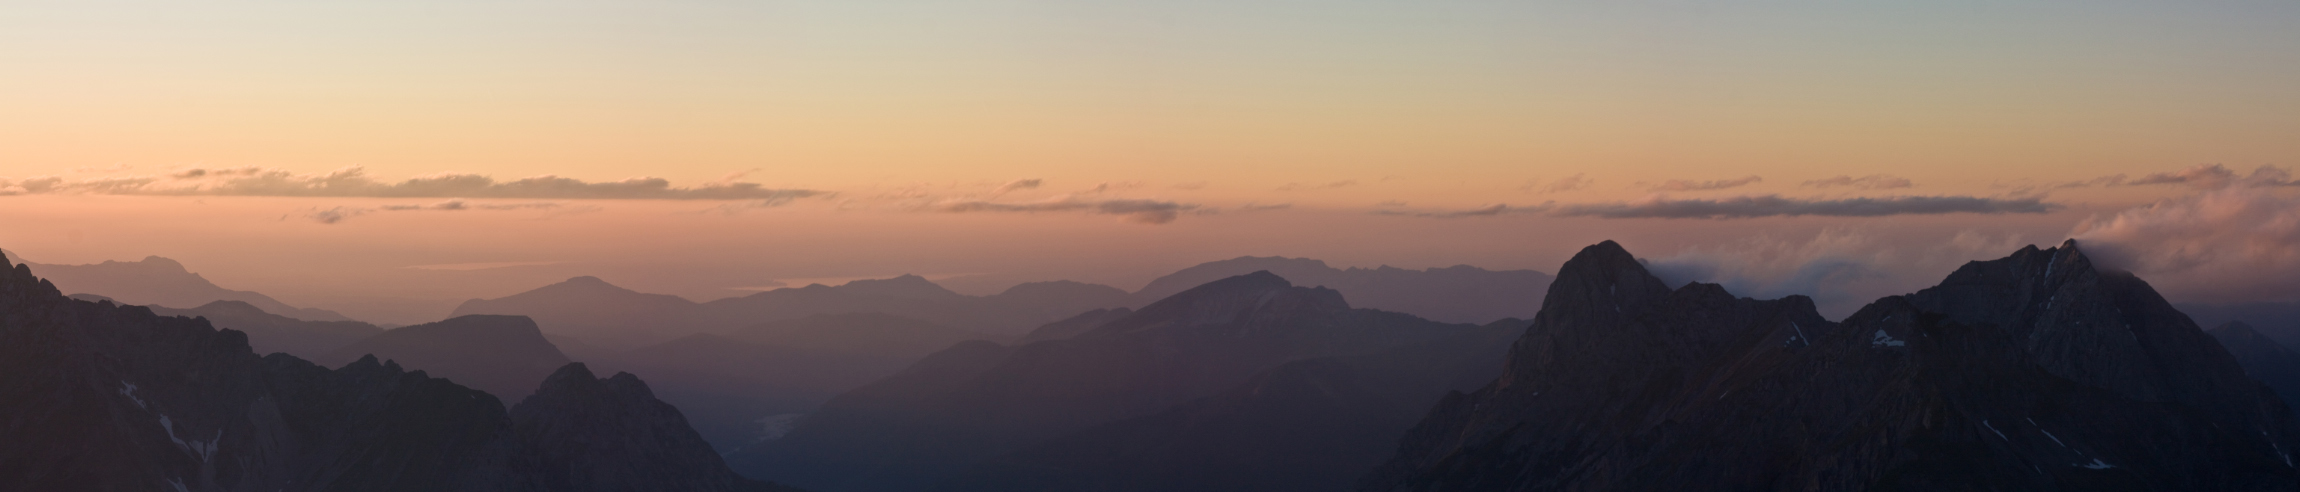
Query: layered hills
[
  {"left": 0, "top": 256, "right": 793, "bottom": 491},
  {"left": 9, "top": 252, "right": 353, "bottom": 322},
  {"left": 316, "top": 315, "right": 574, "bottom": 400},
  {"left": 1129, "top": 256, "right": 1553, "bottom": 324},
  {"left": 729, "top": 271, "right": 1483, "bottom": 492},
  {"left": 453, "top": 275, "right": 1128, "bottom": 347},
  {"left": 145, "top": 300, "right": 385, "bottom": 360}
]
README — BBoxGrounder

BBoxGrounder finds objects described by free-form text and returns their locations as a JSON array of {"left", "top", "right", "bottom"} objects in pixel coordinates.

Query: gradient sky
[{"left": 4, "top": 0, "right": 2297, "bottom": 323}]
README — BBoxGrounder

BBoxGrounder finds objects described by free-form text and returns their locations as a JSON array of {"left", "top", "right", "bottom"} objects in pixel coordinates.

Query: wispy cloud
[
  {"left": 1801, "top": 174, "right": 1914, "bottom": 190},
  {"left": 1376, "top": 203, "right": 1554, "bottom": 218},
  {"left": 0, "top": 166, "right": 826, "bottom": 200},
  {"left": 936, "top": 197, "right": 1201, "bottom": 224},
  {"left": 1521, "top": 174, "right": 1592, "bottom": 194},
  {"left": 990, "top": 178, "right": 1043, "bottom": 197},
  {"left": 299, "top": 199, "right": 576, "bottom": 224},
  {"left": 1383, "top": 194, "right": 2056, "bottom": 219},
  {"left": 1555, "top": 195, "right": 2056, "bottom": 219},
  {"left": 2122, "top": 164, "right": 2295, "bottom": 188},
  {"left": 1647, "top": 175, "right": 1762, "bottom": 192},
  {"left": 1276, "top": 180, "right": 1357, "bottom": 191}
]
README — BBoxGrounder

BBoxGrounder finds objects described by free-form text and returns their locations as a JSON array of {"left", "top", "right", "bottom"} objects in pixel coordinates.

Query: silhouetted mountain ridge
[
  {"left": 11, "top": 252, "right": 353, "bottom": 322},
  {"left": 1361, "top": 240, "right": 2300, "bottom": 491},
  {"left": 0, "top": 253, "right": 800, "bottom": 491},
  {"left": 730, "top": 269, "right": 1479, "bottom": 492},
  {"left": 1131, "top": 256, "right": 1552, "bottom": 324}
]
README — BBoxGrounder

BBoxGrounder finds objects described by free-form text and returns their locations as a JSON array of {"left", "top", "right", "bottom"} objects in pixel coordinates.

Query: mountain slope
[
  {"left": 145, "top": 300, "right": 385, "bottom": 359},
  {"left": 948, "top": 318, "right": 1524, "bottom": 492},
  {"left": 2211, "top": 321, "right": 2300, "bottom": 420},
  {"left": 17, "top": 254, "right": 353, "bottom": 322},
  {"left": 1132, "top": 256, "right": 1553, "bottom": 324},
  {"left": 451, "top": 276, "right": 701, "bottom": 347},
  {"left": 0, "top": 254, "right": 792, "bottom": 491},
  {"left": 513, "top": 363, "right": 802, "bottom": 492},
  {"left": 1361, "top": 240, "right": 2300, "bottom": 491},
  {"left": 730, "top": 271, "right": 1476, "bottom": 492},
  {"left": 318, "top": 315, "right": 572, "bottom": 400}
]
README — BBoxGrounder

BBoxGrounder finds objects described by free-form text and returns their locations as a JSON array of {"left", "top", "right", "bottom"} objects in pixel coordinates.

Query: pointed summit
[{"left": 1535, "top": 240, "right": 1673, "bottom": 327}]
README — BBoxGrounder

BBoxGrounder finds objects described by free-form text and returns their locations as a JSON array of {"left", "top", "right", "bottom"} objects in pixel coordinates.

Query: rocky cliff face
[
  {"left": 1360, "top": 240, "right": 2300, "bottom": 491},
  {"left": 731, "top": 271, "right": 1476, "bottom": 492},
  {"left": 0, "top": 256, "right": 803, "bottom": 492}
]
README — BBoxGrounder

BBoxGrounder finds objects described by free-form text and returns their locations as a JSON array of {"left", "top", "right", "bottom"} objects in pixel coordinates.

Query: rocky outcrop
[{"left": 1360, "top": 240, "right": 2300, "bottom": 491}]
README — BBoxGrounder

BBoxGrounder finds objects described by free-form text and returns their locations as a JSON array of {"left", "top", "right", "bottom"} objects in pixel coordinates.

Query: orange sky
[{"left": 3, "top": 0, "right": 2297, "bottom": 323}]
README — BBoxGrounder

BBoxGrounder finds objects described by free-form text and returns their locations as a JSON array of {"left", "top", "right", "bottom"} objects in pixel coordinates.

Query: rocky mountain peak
[{"left": 1533, "top": 240, "right": 1673, "bottom": 327}]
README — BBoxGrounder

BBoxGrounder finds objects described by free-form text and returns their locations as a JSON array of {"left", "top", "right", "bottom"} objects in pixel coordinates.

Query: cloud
[
  {"left": 2121, "top": 164, "right": 2295, "bottom": 189},
  {"left": 1, "top": 166, "right": 826, "bottom": 200},
  {"left": 2073, "top": 183, "right": 2300, "bottom": 303},
  {"left": 1801, "top": 174, "right": 1914, "bottom": 190},
  {"left": 1640, "top": 229, "right": 2034, "bottom": 317},
  {"left": 936, "top": 197, "right": 1201, "bottom": 224},
  {"left": 1375, "top": 202, "right": 1554, "bottom": 218},
  {"left": 1553, "top": 194, "right": 2058, "bottom": 219},
  {"left": 1276, "top": 180, "right": 1357, "bottom": 191},
  {"left": 991, "top": 179, "right": 1043, "bottom": 197},
  {"left": 1648, "top": 176, "right": 1762, "bottom": 192},
  {"left": 1232, "top": 202, "right": 1292, "bottom": 212},
  {"left": 1531, "top": 174, "right": 1591, "bottom": 194},
  {"left": 301, "top": 199, "right": 573, "bottom": 224}
]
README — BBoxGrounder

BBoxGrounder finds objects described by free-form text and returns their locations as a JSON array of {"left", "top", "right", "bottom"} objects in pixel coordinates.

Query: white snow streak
[{"left": 1983, "top": 420, "right": 2008, "bottom": 441}]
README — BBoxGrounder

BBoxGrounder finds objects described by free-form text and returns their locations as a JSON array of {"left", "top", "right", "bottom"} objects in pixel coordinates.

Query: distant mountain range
[
  {"left": 452, "top": 275, "right": 1129, "bottom": 348},
  {"left": 455, "top": 257, "right": 1553, "bottom": 350},
  {"left": 143, "top": 299, "right": 384, "bottom": 360},
  {"left": 727, "top": 271, "right": 1485, "bottom": 492},
  {"left": 0, "top": 254, "right": 799, "bottom": 491},
  {"left": 1128, "top": 256, "right": 1553, "bottom": 324},
  {"left": 595, "top": 313, "right": 1001, "bottom": 452},
  {"left": 3, "top": 251, "right": 354, "bottom": 322},
  {"left": 315, "top": 315, "right": 574, "bottom": 401},
  {"left": 1359, "top": 240, "right": 2300, "bottom": 490}
]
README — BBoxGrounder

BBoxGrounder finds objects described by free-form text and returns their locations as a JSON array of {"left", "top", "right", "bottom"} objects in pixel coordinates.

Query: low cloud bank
[
  {"left": 1385, "top": 195, "right": 2057, "bottom": 220},
  {"left": 304, "top": 200, "right": 573, "bottom": 224},
  {"left": 1649, "top": 176, "right": 1762, "bottom": 192},
  {"left": 937, "top": 197, "right": 1200, "bottom": 224},
  {"left": 1, "top": 166, "right": 824, "bottom": 200},
  {"left": 2074, "top": 182, "right": 2300, "bottom": 303}
]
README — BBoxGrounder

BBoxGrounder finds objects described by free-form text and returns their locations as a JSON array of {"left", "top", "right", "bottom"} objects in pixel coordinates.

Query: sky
[{"left": 3, "top": 0, "right": 2298, "bottom": 324}]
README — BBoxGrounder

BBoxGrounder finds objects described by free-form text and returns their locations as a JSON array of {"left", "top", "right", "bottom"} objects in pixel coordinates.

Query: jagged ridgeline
[
  {"left": 1362, "top": 240, "right": 2300, "bottom": 491},
  {"left": 0, "top": 257, "right": 800, "bottom": 491}
]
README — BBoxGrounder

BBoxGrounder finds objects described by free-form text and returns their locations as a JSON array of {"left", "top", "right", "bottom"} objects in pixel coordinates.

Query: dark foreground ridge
[
  {"left": 0, "top": 256, "right": 800, "bottom": 491},
  {"left": 1361, "top": 240, "right": 2300, "bottom": 491}
]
